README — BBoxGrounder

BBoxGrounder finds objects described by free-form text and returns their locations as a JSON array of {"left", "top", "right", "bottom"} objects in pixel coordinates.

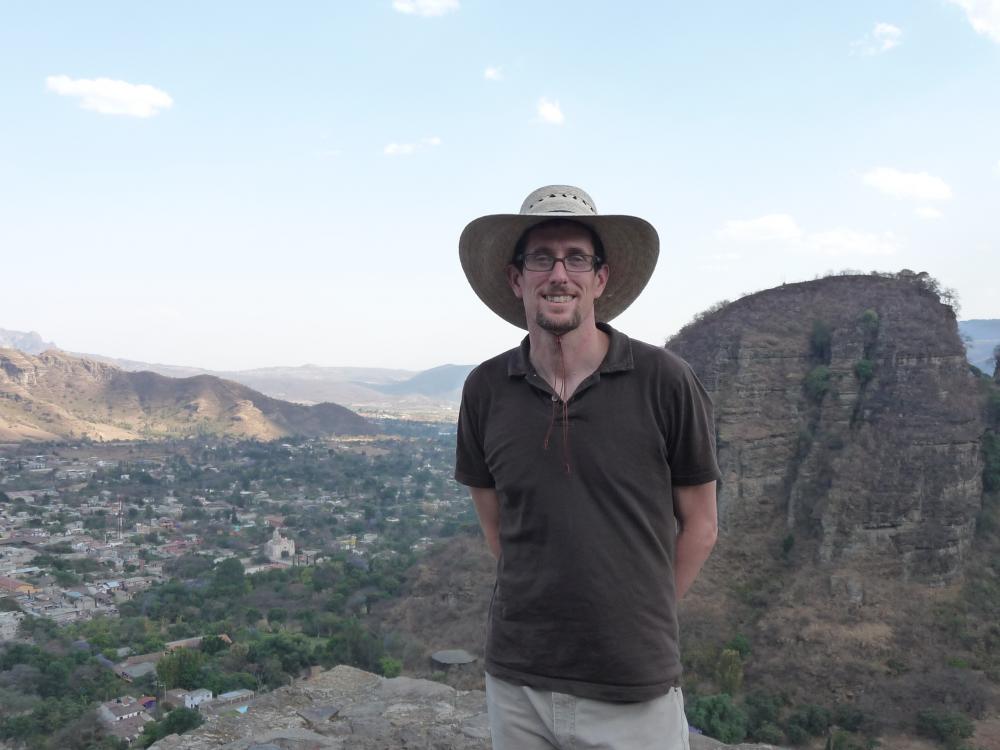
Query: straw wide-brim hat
[{"left": 459, "top": 185, "right": 659, "bottom": 329}]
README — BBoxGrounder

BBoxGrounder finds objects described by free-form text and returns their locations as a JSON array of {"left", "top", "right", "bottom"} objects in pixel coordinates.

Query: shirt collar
[{"left": 507, "top": 322, "right": 634, "bottom": 378}]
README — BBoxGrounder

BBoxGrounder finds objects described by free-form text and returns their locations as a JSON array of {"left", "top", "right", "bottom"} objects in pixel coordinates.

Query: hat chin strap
[{"left": 542, "top": 335, "right": 571, "bottom": 475}]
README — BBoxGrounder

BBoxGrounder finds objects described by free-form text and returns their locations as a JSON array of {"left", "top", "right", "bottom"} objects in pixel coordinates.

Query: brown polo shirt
[{"left": 455, "top": 324, "right": 720, "bottom": 702}]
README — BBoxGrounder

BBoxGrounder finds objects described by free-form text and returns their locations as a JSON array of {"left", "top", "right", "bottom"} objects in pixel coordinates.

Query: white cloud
[
  {"left": 45, "top": 75, "right": 173, "bottom": 117},
  {"left": 946, "top": 0, "right": 1000, "bottom": 43},
  {"left": 915, "top": 206, "right": 944, "bottom": 220},
  {"left": 863, "top": 167, "right": 953, "bottom": 201},
  {"left": 484, "top": 66, "right": 503, "bottom": 81},
  {"left": 718, "top": 214, "right": 900, "bottom": 256},
  {"left": 383, "top": 136, "right": 441, "bottom": 156},
  {"left": 851, "top": 22, "right": 903, "bottom": 55},
  {"left": 384, "top": 143, "right": 416, "bottom": 156},
  {"left": 392, "top": 0, "right": 459, "bottom": 16},
  {"left": 537, "top": 97, "right": 565, "bottom": 125},
  {"left": 806, "top": 229, "right": 900, "bottom": 256},
  {"left": 718, "top": 214, "right": 802, "bottom": 243}
]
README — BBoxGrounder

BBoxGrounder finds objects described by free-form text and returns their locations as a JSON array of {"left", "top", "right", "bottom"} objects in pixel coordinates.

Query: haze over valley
[{"left": 3, "top": 273, "right": 1000, "bottom": 749}]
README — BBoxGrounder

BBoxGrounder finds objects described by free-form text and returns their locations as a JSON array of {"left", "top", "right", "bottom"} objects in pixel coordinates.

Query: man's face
[{"left": 506, "top": 221, "right": 609, "bottom": 336}]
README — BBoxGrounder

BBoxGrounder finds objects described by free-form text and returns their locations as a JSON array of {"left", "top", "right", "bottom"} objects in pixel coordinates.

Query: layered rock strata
[{"left": 668, "top": 274, "right": 984, "bottom": 584}]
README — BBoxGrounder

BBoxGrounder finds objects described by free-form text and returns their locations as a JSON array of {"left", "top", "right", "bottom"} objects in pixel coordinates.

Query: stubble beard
[{"left": 536, "top": 308, "right": 582, "bottom": 336}]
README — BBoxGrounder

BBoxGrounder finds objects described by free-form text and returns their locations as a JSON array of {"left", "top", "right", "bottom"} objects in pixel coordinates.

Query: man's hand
[
  {"left": 673, "top": 481, "right": 718, "bottom": 599},
  {"left": 468, "top": 486, "right": 501, "bottom": 559}
]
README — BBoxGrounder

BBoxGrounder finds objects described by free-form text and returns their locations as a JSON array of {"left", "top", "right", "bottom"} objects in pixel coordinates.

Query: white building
[
  {"left": 264, "top": 527, "right": 294, "bottom": 562},
  {"left": 185, "top": 688, "right": 213, "bottom": 709}
]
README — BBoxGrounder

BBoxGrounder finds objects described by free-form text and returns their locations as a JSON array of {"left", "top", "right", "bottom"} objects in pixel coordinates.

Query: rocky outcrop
[
  {"left": 149, "top": 666, "right": 491, "bottom": 750},
  {"left": 0, "top": 328, "right": 56, "bottom": 355},
  {"left": 148, "top": 666, "right": 779, "bottom": 750},
  {"left": 668, "top": 273, "right": 984, "bottom": 585}
]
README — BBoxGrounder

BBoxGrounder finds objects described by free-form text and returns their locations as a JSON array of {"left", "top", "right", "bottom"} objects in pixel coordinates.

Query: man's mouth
[{"left": 543, "top": 295, "right": 573, "bottom": 303}]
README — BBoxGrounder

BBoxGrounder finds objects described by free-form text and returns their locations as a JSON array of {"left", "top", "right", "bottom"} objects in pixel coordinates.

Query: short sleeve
[
  {"left": 454, "top": 370, "right": 496, "bottom": 488},
  {"left": 663, "top": 356, "right": 721, "bottom": 487}
]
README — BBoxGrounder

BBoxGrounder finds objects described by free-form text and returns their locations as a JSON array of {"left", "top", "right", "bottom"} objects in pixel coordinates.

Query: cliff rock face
[{"left": 668, "top": 274, "right": 983, "bottom": 585}]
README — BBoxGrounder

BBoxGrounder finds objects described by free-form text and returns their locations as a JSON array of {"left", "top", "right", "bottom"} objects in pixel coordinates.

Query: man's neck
[{"left": 527, "top": 322, "right": 610, "bottom": 397}]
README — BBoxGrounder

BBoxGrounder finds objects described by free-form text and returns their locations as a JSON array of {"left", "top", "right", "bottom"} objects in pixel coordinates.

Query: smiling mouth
[{"left": 543, "top": 295, "right": 574, "bottom": 303}]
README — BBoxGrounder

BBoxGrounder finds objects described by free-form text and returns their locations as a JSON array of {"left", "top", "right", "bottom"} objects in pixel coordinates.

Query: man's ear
[
  {"left": 593, "top": 263, "right": 610, "bottom": 299},
  {"left": 506, "top": 265, "right": 524, "bottom": 299}
]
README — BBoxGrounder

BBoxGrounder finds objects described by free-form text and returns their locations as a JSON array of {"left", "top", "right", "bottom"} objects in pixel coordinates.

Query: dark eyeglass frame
[{"left": 517, "top": 253, "right": 601, "bottom": 273}]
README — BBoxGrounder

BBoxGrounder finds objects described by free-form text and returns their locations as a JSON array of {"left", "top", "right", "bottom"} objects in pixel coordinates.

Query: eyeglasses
[{"left": 518, "top": 253, "right": 600, "bottom": 272}]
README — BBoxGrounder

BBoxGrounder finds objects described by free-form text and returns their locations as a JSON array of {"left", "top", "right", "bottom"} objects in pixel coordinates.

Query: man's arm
[
  {"left": 673, "top": 480, "right": 718, "bottom": 599},
  {"left": 468, "top": 486, "right": 501, "bottom": 559}
]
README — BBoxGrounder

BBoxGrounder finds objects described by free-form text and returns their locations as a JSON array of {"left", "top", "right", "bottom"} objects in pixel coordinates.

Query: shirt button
[{"left": 551, "top": 395, "right": 558, "bottom": 402}]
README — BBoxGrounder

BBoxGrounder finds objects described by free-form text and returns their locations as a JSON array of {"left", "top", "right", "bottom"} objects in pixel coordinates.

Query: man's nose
[{"left": 546, "top": 258, "right": 572, "bottom": 280}]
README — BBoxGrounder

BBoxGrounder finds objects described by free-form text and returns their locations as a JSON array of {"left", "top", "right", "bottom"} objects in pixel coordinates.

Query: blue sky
[{"left": 1, "top": 1, "right": 998, "bottom": 370}]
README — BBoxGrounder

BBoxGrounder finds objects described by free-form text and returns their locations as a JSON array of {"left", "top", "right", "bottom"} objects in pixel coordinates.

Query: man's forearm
[
  {"left": 674, "top": 521, "right": 716, "bottom": 599},
  {"left": 468, "top": 486, "right": 501, "bottom": 559},
  {"left": 673, "top": 481, "right": 718, "bottom": 599}
]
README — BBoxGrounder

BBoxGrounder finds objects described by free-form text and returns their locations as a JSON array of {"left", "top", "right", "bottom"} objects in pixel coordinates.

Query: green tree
[
  {"left": 810, "top": 320, "right": 832, "bottom": 362},
  {"left": 211, "top": 558, "right": 248, "bottom": 595},
  {"left": 916, "top": 708, "right": 973, "bottom": 750},
  {"left": 726, "top": 634, "right": 751, "bottom": 658},
  {"left": 160, "top": 706, "right": 203, "bottom": 735},
  {"left": 804, "top": 366, "right": 832, "bottom": 402},
  {"left": 858, "top": 309, "right": 879, "bottom": 340},
  {"left": 781, "top": 533, "right": 795, "bottom": 561},
  {"left": 378, "top": 655, "right": 402, "bottom": 678},
  {"left": 983, "top": 430, "right": 1000, "bottom": 493},
  {"left": 854, "top": 359, "right": 874, "bottom": 384},
  {"left": 787, "top": 704, "right": 831, "bottom": 737},
  {"left": 715, "top": 648, "right": 744, "bottom": 694},
  {"left": 156, "top": 648, "right": 205, "bottom": 690},
  {"left": 200, "top": 635, "right": 228, "bottom": 655},
  {"left": 686, "top": 694, "right": 747, "bottom": 744}
]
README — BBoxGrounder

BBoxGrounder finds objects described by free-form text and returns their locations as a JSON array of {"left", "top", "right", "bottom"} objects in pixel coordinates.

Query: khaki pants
[{"left": 485, "top": 673, "right": 690, "bottom": 750}]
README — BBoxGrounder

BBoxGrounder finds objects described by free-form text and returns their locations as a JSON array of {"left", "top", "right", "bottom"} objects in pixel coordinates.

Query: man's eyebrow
[{"left": 524, "top": 243, "right": 591, "bottom": 254}]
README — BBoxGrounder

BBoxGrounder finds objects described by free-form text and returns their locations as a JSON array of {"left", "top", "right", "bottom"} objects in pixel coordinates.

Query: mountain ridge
[{"left": 0, "top": 348, "right": 374, "bottom": 442}]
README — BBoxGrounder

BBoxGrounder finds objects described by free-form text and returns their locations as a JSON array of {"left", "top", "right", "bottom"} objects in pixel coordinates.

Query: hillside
[
  {"left": 362, "top": 363, "right": 473, "bottom": 398},
  {"left": 86, "top": 358, "right": 462, "bottom": 414},
  {"left": 0, "top": 348, "right": 375, "bottom": 442}
]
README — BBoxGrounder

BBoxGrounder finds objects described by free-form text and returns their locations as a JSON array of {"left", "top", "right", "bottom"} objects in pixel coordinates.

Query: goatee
[{"left": 536, "top": 309, "right": 582, "bottom": 336}]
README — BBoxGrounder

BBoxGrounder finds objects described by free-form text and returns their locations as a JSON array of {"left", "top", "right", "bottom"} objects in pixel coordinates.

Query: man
[{"left": 455, "top": 185, "right": 719, "bottom": 750}]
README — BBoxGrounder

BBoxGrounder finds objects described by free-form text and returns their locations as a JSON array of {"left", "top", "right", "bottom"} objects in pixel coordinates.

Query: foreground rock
[
  {"left": 149, "top": 665, "right": 778, "bottom": 749},
  {"left": 150, "top": 666, "right": 490, "bottom": 750}
]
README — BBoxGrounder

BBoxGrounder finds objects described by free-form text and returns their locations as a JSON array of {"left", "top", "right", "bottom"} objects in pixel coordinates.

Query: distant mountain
[
  {"left": 0, "top": 327, "right": 472, "bottom": 412},
  {"left": 97, "top": 359, "right": 470, "bottom": 412},
  {"left": 93, "top": 359, "right": 418, "bottom": 406},
  {"left": 0, "top": 348, "right": 374, "bottom": 442},
  {"left": 362, "top": 364, "right": 474, "bottom": 398},
  {"left": 959, "top": 318, "right": 1000, "bottom": 374},
  {"left": 0, "top": 328, "right": 56, "bottom": 355}
]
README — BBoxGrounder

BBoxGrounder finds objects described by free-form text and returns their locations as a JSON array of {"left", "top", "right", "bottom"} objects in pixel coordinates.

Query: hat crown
[{"left": 519, "top": 185, "right": 598, "bottom": 217}]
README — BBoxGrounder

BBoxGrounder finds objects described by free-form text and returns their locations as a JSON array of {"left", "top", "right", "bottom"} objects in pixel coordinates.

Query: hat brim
[{"left": 459, "top": 214, "right": 659, "bottom": 330}]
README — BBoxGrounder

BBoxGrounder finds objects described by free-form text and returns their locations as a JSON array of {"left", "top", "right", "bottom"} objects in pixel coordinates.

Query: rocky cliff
[
  {"left": 148, "top": 665, "right": 777, "bottom": 750},
  {"left": 0, "top": 348, "right": 375, "bottom": 442},
  {"left": 668, "top": 273, "right": 984, "bottom": 585}
]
